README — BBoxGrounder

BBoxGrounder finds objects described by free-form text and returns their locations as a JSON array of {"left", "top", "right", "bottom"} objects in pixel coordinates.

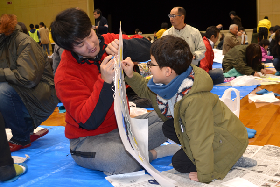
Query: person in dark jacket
[
  {"left": 271, "top": 30, "right": 280, "bottom": 75},
  {"left": 93, "top": 9, "right": 108, "bottom": 35},
  {"left": 0, "top": 14, "right": 58, "bottom": 152},
  {"left": 222, "top": 44, "right": 266, "bottom": 76},
  {"left": 229, "top": 11, "right": 242, "bottom": 28}
]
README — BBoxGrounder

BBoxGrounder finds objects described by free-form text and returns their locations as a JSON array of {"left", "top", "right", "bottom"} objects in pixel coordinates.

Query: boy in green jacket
[{"left": 121, "top": 35, "right": 256, "bottom": 183}]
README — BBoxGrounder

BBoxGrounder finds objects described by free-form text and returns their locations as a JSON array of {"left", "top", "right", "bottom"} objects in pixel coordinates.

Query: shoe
[
  {"left": 30, "top": 128, "right": 49, "bottom": 143},
  {"left": 275, "top": 71, "right": 280, "bottom": 76},
  {"left": 9, "top": 142, "right": 31, "bottom": 152},
  {"left": 3, "top": 163, "right": 28, "bottom": 182}
]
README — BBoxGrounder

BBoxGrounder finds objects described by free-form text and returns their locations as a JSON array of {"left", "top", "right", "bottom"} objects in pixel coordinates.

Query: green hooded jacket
[{"left": 125, "top": 65, "right": 248, "bottom": 183}]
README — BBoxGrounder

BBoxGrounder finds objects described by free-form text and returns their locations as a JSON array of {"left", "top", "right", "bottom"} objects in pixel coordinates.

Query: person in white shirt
[{"left": 162, "top": 7, "right": 206, "bottom": 66}]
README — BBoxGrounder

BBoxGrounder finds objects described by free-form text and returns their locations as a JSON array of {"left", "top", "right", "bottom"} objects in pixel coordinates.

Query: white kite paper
[{"left": 113, "top": 22, "right": 177, "bottom": 187}]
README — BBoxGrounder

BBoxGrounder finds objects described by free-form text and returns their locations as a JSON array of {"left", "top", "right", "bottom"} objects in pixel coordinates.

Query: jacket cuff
[
  {"left": 197, "top": 171, "right": 217, "bottom": 183},
  {"left": 0, "top": 68, "right": 6, "bottom": 82}
]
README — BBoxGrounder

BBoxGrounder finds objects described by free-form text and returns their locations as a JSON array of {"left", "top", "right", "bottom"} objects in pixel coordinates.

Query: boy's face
[
  {"left": 149, "top": 56, "right": 168, "bottom": 84},
  {"left": 72, "top": 29, "right": 100, "bottom": 58}
]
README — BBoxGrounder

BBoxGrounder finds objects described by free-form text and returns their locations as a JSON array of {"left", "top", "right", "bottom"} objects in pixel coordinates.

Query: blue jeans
[
  {"left": 208, "top": 68, "right": 224, "bottom": 85},
  {"left": 42, "top": 44, "right": 50, "bottom": 55},
  {"left": 0, "top": 82, "right": 33, "bottom": 142},
  {"left": 273, "top": 58, "right": 280, "bottom": 72}
]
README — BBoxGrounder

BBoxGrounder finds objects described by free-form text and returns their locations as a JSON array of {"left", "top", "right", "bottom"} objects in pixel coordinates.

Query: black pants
[
  {"left": 0, "top": 112, "right": 16, "bottom": 181},
  {"left": 162, "top": 118, "right": 196, "bottom": 173},
  {"left": 259, "top": 27, "right": 268, "bottom": 41}
]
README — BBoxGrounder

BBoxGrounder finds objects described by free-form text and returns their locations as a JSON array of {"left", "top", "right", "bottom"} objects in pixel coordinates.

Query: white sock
[{"left": 154, "top": 144, "right": 181, "bottom": 159}]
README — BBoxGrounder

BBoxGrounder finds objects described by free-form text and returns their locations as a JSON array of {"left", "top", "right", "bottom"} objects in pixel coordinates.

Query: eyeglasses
[
  {"left": 168, "top": 14, "right": 182, "bottom": 18},
  {"left": 147, "top": 60, "right": 159, "bottom": 68}
]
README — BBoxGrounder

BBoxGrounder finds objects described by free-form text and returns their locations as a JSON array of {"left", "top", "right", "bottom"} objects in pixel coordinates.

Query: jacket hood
[
  {"left": 188, "top": 64, "right": 213, "bottom": 95},
  {"left": 29, "top": 29, "right": 36, "bottom": 33}
]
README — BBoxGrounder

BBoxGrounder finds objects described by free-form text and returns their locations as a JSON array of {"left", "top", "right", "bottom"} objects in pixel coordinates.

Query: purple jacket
[{"left": 261, "top": 46, "right": 273, "bottom": 61}]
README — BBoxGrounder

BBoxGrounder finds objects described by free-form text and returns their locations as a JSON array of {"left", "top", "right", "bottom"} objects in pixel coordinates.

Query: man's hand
[
  {"left": 100, "top": 55, "right": 115, "bottom": 84},
  {"left": 105, "top": 39, "right": 119, "bottom": 56},
  {"left": 189, "top": 172, "right": 199, "bottom": 182},
  {"left": 237, "top": 31, "right": 242, "bottom": 36},
  {"left": 121, "top": 57, "right": 134, "bottom": 78}
]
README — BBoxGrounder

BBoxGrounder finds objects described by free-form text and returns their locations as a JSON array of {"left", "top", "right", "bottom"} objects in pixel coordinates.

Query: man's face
[
  {"left": 72, "top": 29, "right": 100, "bottom": 58},
  {"left": 230, "top": 26, "right": 238, "bottom": 35},
  {"left": 169, "top": 8, "right": 183, "bottom": 28},
  {"left": 212, "top": 33, "right": 220, "bottom": 44},
  {"left": 230, "top": 14, "right": 235, "bottom": 20},
  {"left": 93, "top": 12, "right": 100, "bottom": 19}
]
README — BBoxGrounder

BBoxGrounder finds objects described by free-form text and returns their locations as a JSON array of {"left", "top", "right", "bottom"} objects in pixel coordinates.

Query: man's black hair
[
  {"left": 29, "top": 24, "right": 34, "bottom": 29},
  {"left": 51, "top": 8, "right": 92, "bottom": 51},
  {"left": 205, "top": 26, "right": 220, "bottom": 39},
  {"left": 94, "top": 9, "right": 102, "bottom": 16},
  {"left": 177, "top": 7, "right": 186, "bottom": 19},
  {"left": 150, "top": 35, "right": 193, "bottom": 75},
  {"left": 259, "top": 39, "right": 270, "bottom": 47},
  {"left": 161, "top": 22, "right": 168, "bottom": 29},
  {"left": 264, "top": 16, "right": 268, "bottom": 19},
  {"left": 229, "top": 11, "right": 236, "bottom": 16}
]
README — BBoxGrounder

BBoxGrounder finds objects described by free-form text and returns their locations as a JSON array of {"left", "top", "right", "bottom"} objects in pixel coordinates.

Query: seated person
[
  {"left": 122, "top": 35, "right": 254, "bottom": 183},
  {"left": 259, "top": 39, "right": 273, "bottom": 63},
  {"left": 51, "top": 8, "right": 180, "bottom": 175},
  {"left": 271, "top": 30, "right": 280, "bottom": 75},
  {"left": 156, "top": 22, "right": 168, "bottom": 39},
  {"left": 239, "top": 27, "right": 248, "bottom": 45},
  {"left": 222, "top": 44, "right": 266, "bottom": 77},
  {"left": 0, "top": 113, "right": 27, "bottom": 182},
  {"left": 251, "top": 28, "right": 259, "bottom": 44},
  {"left": 216, "top": 33, "right": 224, "bottom": 50},
  {"left": 223, "top": 24, "right": 242, "bottom": 55},
  {"left": 199, "top": 26, "right": 224, "bottom": 85},
  {"left": 0, "top": 14, "right": 58, "bottom": 152}
]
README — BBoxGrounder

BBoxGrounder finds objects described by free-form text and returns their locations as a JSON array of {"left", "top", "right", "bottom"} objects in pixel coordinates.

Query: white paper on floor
[
  {"left": 221, "top": 177, "right": 258, "bottom": 187},
  {"left": 12, "top": 154, "right": 30, "bottom": 163},
  {"left": 248, "top": 92, "right": 280, "bottom": 103}
]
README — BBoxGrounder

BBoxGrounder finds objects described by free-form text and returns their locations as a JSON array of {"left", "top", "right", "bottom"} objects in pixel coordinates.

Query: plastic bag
[{"left": 220, "top": 88, "right": 240, "bottom": 117}]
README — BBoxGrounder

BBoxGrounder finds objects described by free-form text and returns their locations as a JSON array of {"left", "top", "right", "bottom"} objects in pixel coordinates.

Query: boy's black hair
[
  {"left": 269, "top": 27, "right": 274, "bottom": 31},
  {"left": 29, "top": 24, "right": 34, "bottom": 29},
  {"left": 264, "top": 16, "right": 268, "bottom": 19},
  {"left": 259, "top": 39, "right": 269, "bottom": 47},
  {"left": 51, "top": 8, "right": 92, "bottom": 51},
  {"left": 205, "top": 26, "right": 220, "bottom": 39},
  {"left": 150, "top": 35, "right": 193, "bottom": 75},
  {"left": 161, "top": 22, "right": 168, "bottom": 29},
  {"left": 35, "top": 24, "right": 39, "bottom": 29}
]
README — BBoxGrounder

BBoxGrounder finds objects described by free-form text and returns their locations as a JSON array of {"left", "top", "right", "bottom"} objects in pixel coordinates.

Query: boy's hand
[
  {"left": 105, "top": 39, "right": 119, "bottom": 56},
  {"left": 100, "top": 55, "right": 115, "bottom": 84},
  {"left": 261, "top": 69, "right": 266, "bottom": 75},
  {"left": 189, "top": 172, "right": 199, "bottom": 182},
  {"left": 121, "top": 57, "right": 134, "bottom": 78}
]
